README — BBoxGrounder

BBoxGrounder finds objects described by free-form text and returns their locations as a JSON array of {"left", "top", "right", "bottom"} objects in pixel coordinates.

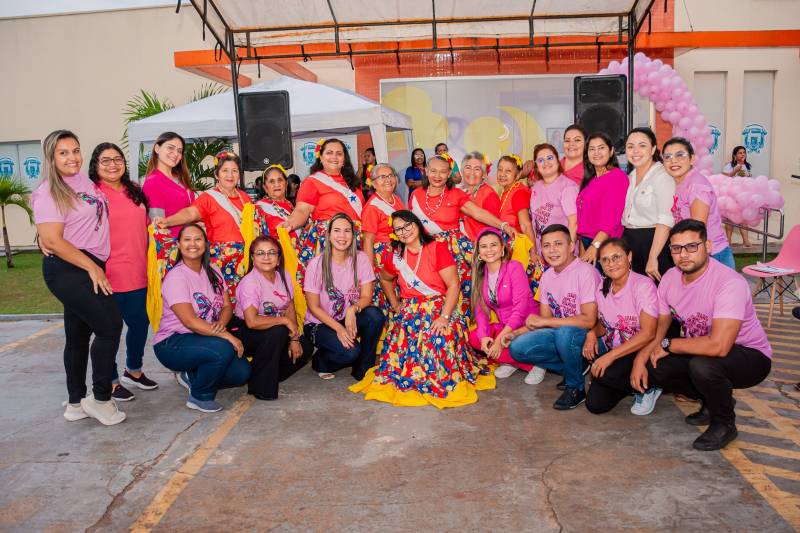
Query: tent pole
[
  {"left": 228, "top": 31, "right": 245, "bottom": 188},
  {"left": 627, "top": 13, "right": 635, "bottom": 134}
]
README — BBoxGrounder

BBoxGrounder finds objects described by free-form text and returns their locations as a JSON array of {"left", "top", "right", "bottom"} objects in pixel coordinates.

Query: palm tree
[
  {"left": 123, "top": 84, "right": 229, "bottom": 191},
  {"left": 0, "top": 177, "right": 33, "bottom": 268}
]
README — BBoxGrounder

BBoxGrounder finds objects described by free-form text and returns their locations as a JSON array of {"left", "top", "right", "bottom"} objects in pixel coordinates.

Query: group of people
[{"left": 32, "top": 124, "right": 771, "bottom": 451}]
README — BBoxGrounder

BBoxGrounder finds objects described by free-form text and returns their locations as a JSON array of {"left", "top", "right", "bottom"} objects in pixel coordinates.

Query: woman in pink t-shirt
[
  {"left": 229, "top": 236, "right": 311, "bottom": 400},
  {"left": 33, "top": 130, "right": 124, "bottom": 426},
  {"left": 576, "top": 132, "right": 629, "bottom": 267},
  {"left": 662, "top": 137, "right": 735, "bottom": 270},
  {"left": 141, "top": 132, "right": 196, "bottom": 237},
  {"left": 302, "top": 213, "right": 385, "bottom": 381},
  {"left": 152, "top": 224, "right": 250, "bottom": 413},
  {"left": 529, "top": 143, "right": 579, "bottom": 246},
  {"left": 583, "top": 238, "right": 661, "bottom": 416},
  {"left": 89, "top": 143, "right": 158, "bottom": 401},
  {"left": 469, "top": 228, "right": 542, "bottom": 383}
]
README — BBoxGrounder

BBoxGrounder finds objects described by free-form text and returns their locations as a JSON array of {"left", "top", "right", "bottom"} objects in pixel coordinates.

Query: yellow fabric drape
[
  {"left": 145, "top": 225, "right": 163, "bottom": 332},
  {"left": 277, "top": 227, "right": 305, "bottom": 332},
  {"left": 510, "top": 233, "right": 533, "bottom": 265},
  {"left": 239, "top": 203, "right": 256, "bottom": 273}
]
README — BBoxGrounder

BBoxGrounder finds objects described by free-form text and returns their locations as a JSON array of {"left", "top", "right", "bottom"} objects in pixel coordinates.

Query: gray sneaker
[
  {"left": 631, "top": 388, "right": 662, "bottom": 416},
  {"left": 186, "top": 395, "right": 222, "bottom": 413}
]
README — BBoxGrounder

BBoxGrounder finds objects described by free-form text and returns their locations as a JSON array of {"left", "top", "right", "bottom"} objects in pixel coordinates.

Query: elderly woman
[
  {"left": 459, "top": 151, "right": 500, "bottom": 242},
  {"left": 361, "top": 163, "right": 406, "bottom": 313},
  {"left": 255, "top": 164, "right": 297, "bottom": 242}
]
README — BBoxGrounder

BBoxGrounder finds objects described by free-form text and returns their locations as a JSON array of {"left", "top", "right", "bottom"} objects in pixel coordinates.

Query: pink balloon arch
[{"left": 600, "top": 53, "right": 784, "bottom": 227}]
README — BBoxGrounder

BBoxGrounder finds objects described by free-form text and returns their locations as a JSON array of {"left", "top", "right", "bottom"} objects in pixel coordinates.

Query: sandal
[{"left": 318, "top": 372, "right": 336, "bottom": 380}]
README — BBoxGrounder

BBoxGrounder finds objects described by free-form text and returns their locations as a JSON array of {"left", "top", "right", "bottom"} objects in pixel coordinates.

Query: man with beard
[{"left": 633, "top": 219, "right": 772, "bottom": 451}]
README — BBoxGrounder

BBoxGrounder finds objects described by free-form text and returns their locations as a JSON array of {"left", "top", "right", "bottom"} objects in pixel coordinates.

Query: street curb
[{"left": 0, "top": 314, "right": 63, "bottom": 322}]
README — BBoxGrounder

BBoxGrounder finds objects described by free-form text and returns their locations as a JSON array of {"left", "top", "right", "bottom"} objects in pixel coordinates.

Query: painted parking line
[
  {"left": 130, "top": 395, "right": 255, "bottom": 532},
  {"left": 0, "top": 322, "right": 63, "bottom": 354}
]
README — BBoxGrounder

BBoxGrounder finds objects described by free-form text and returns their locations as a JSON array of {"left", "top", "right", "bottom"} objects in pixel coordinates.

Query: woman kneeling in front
[
  {"left": 230, "top": 236, "right": 311, "bottom": 400},
  {"left": 152, "top": 224, "right": 250, "bottom": 413},
  {"left": 303, "top": 213, "right": 385, "bottom": 381}
]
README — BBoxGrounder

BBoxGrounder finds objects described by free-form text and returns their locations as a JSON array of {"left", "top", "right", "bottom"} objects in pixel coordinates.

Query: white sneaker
[
  {"left": 80, "top": 396, "right": 127, "bottom": 426},
  {"left": 63, "top": 402, "right": 88, "bottom": 421},
  {"left": 631, "top": 388, "right": 663, "bottom": 416},
  {"left": 524, "top": 366, "right": 547, "bottom": 385},
  {"left": 493, "top": 364, "right": 518, "bottom": 379}
]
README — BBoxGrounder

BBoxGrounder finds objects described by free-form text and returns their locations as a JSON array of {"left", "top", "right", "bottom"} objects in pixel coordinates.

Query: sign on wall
[{"left": 0, "top": 142, "right": 42, "bottom": 185}]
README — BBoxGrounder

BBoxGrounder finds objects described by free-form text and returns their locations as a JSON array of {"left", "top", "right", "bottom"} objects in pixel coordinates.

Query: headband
[{"left": 213, "top": 150, "right": 237, "bottom": 166}]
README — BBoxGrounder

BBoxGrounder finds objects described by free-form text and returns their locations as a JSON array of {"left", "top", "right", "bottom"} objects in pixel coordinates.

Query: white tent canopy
[{"left": 127, "top": 76, "right": 413, "bottom": 179}]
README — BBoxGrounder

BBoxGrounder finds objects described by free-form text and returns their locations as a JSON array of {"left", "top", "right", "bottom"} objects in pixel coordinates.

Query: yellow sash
[
  {"left": 277, "top": 226, "right": 306, "bottom": 333},
  {"left": 145, "top": 225, "right": 163, "bottom": 332}
]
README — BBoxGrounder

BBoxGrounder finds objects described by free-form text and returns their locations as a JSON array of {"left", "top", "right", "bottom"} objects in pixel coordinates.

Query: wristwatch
[
  {"left": 592, "top": 241, "right": 601, "bottom": 249},
  {"left": 661, "top": 338, "right": 672, "bottom": 353}
]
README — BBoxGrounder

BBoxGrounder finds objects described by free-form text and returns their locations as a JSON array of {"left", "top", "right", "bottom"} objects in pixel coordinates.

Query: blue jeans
[
  {"left": 712, "top": 246, "right": 736, "bottom": 270},
  {"left": 509, "top": 326, "right": 589, "bottom": 390},
  {"left": 580, "top": 235, "right": 604, "bottom": 274},
  {"left": 153, "top": 333, "right": 251, "bottom": 401},
  {"left": 111, "top": 288, "right": 149, "bottom": 381},
  {"left": 305, "top": 306, "right": 385, "bottom": 380}
]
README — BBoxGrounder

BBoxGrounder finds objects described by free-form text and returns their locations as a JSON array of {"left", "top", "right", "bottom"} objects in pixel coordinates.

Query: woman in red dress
[
  {"left": 255, "top": 164, "right": 297, "bottom": 243},
  {"left": 459, "top": 151, "right": 501, "bottom": 242}
]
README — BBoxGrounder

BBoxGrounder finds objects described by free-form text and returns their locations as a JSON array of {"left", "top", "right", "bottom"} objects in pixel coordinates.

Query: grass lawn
[
  {"left": 0, "top": 251, "right": 61, "bottom": 314},
  {"left": 735, "top": 253, "right": 776, "bottom": 273}
]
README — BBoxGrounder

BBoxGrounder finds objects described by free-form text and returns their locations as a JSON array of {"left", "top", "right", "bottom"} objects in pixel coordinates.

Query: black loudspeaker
[
  {"left": 237, "top": 90, "right": 292, "bottom": 171},
  {"left": 574, "top": 75, "right": 627, "bottom": 152}
]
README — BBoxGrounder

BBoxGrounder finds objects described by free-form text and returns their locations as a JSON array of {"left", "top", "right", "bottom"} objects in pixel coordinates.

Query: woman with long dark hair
[
  {"left": 621, "top": 127, "right": 675, "bottom": 281},
  {"left": 88, "top": 143, "right": 157, "bottom": 401},
  {"left": 229, "top": 236, "right": 311, "bottom": 400},
  {"left": 302, "top": 213, "right": 385, "bottom": 380},
  {"left": 279, "top": 138, "right": 365, "bottom": 286},
  {"left": 152, "top": 224, "right": 250, "bottom": 413},
  {"left": 33, "top": 130, "right": 125, "bottom": 425},
  {"left": 404, "top": 148, "right": 426, "bottom": 199},
  {"left": 722, "top": 145, "right": 754, "bottom": 247},
  {"left": 141, "top": 132, "right": 195, "bottom": 237},
  {"left": 351, "top": 210, "right": 494, "bottom": 408},
  {"left": 576, "top": 132, "right": 629, "bottom": 266},
  {"left": 409, "top": 155, "right": 515, "bottom": 315}
]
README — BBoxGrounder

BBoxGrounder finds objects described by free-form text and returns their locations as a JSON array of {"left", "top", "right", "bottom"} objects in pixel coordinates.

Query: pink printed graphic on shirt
[
  {"left": 77, "top": 192, "right": 108, "bottom": 231},
  {"left": 194, "top": 292, "right": 221, "bottom": 322},
  {"left": 670, "top": 306, "right": 711, "bottom": 338},
  {"left": 599, "top": 313, "right": 639, "bottom": 350},
  {"left": 547, "top": 291, "right": 577, "bottom": 317},
  {"left": 533, "top": 202, "right": 555, "bottom": 235}
]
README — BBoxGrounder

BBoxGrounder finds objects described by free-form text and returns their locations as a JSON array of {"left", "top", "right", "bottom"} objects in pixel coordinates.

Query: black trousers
[
  {"left": 585, "top": 353, "right": 637, "bottom": 414},
  {"left": 648, "top": 344, "right": 772, "bottom": 425},
  {"left": 43, "top": 253, "right": 122, "bottom": 403},
  {"left": 228, "top": 316, "right": 311, "bottom": 399},
  {"left": 622, "top": 227, "right": 673, "bottom": 280}
]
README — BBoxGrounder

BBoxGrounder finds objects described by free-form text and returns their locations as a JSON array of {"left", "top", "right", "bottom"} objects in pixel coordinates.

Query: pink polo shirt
[
  {"left": 539, "top": 257, "right": 601, "bottom": 318},
  {"left": 596, "top": 272, "right": 659, "bottom": 349},
  {"left": 657, "top": 259, "right": 772, "bottom": 358},
  {"left": 530, "top": 175, "right": 578, "bottom": 239},
  {"left": 671, "top": 168, "right": 730, "bottom": 255},
  {"left": 97, "top": 182, "right": 148, "bottom": 292},
  {"left": 31, "top": 172, "right": 110, "bottom": 261},
  {"left": 142, "top": 169, "right": 195, "bottom": 237}
]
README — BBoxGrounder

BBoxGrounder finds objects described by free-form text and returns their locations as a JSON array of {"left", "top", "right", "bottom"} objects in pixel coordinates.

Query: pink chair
[{"left": 742, "top": 224, "right": 800, "bottom": 328}]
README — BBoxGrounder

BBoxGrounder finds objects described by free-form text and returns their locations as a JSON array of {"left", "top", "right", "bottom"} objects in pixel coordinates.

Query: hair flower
[
  {"left": 441, "top": 152, "right": 455, "bottom": 170},
  {"left": 314, "top": 138, "right": 326, "bottom": 159}
]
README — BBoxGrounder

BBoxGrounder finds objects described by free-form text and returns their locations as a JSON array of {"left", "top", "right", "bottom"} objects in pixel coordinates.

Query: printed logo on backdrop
[
  {"left": 742, "top": 124, "right": 767, "bottom": 154},
  {"left": 23, "top": 157, "right": 41, "bottom": 180},
  {"left": 0, "top": 157, "right": 15, "bottom": 178},
  {"left": 299, "top": 141, "right": 355, "bottom": 166},
  {"left": 709, "top": 125, "right": 721, "bottom": 154}
]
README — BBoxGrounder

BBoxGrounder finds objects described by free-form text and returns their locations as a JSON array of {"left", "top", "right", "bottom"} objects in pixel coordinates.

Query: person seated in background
[
  {"left": 638, "top": 219, "right": 772, "bottom": 451},
  {"left": 152, "top": 224, "right": 250, "bottom": 413},
  {"left": 469, "top": 228, "right": 543, "bottom": 384},
  {"left": 584, "top": 238, "right": 660, "bottom": 416},
  {"left": 507, "top": 224, "right": 601, "bottom": 410},
  {"left": 303, "top": 213, "right": 385, "bottom": 381},
  {"left": 229, "top": 236, "right": 311, "bottom": 401}
]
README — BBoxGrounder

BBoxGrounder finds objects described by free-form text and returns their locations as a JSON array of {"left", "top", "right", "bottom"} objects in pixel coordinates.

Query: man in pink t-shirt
[
  {"left": 636, "top": 219, "right": 772, "bottom": 451},
  {"left": 508, "top": 224, "right": 600, "bottom": 410}
]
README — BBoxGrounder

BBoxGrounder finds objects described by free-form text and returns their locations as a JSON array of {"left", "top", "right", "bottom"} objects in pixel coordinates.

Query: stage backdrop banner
[{"left": 380, "top": 75, "right": 649, "bottom": 184}]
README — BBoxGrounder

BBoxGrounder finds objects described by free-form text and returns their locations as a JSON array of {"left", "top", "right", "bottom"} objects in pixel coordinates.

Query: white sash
[
  {"left": 256, "top": 199, "right": 290, "bottom": 220},
  {"left": 309, "top": 172, "right": 363, "bottom": 216},
  {"left": 410, "top": 195, "right": 445, "bottom": 235},
  {"left": 369, "top": 195, "right": 398, "bottom": 217},
  {"left": 205, "top": 189, "right": 244, "bottom": 225},
  {"left": 393, "top": 252, "right": 439, "bottom": 297}
]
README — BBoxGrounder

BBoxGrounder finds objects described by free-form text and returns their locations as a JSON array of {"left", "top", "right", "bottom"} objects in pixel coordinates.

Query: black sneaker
[
  {"left": 111, "top": 384, "right": 135, "bottom": 402},
  {"left": 121, "top": 371, "right": 159, "bottom": 390},
  {"left": 553, "top": 388, "right": 586, "bottom": 410},
  {"left": 692, "top": 423, "right": 738, "bottom": 451},
  {"left": 685, "top": 399, "right": 735, "bottom": 426},
  {"left": 556, "top": 379, "right": 566, "bottom": 391}
]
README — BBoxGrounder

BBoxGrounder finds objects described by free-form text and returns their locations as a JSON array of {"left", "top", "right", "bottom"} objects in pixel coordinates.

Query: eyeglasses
[
  {"left": 662, "top": 151, "right": 690, "bottom": 162},
  {"left": 599, "top": 253, "right": 626, "bottom": 266},
  {"left": 373, "top": 172, "right": 396, "bottom": 181},
  {"left": 669, "top": 241, "right": 703, "bottom": 255},
  {"left": 536, "top": 154, "right": 556, "bottom": 164},
  {"left": 253, "top": 250, "right": 280, "bottom": 258},
  {"left": 162, "top": 143, "right": 183, "bottom": 155},
  {"left": 393, "top": 221, "right": 415, "bottom": 235},
  {"left": 99, "top": 157, "right": 125, "bottom": 167}
]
